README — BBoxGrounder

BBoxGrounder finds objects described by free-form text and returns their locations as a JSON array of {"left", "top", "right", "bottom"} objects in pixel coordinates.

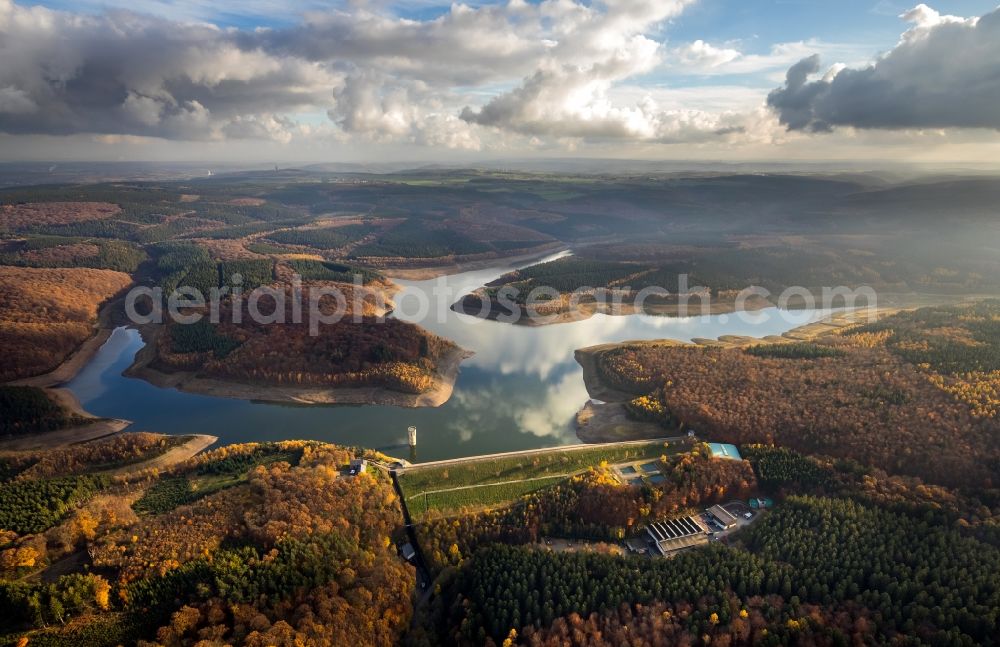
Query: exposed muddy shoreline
[
  {"left": 7, "top": 313, "right": 132, "bottom": 445},
  {"left": 125, "top": 325, "right": 473, "bottom": 408},
  {"left": 451, "top": 292, "right": 774, "bottom": 326}
]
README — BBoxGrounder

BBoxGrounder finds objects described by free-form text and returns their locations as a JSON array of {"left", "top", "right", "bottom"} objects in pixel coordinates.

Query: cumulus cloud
[
  {"left": 768, "top": 4, "right": 1000, "bottom": 132},
  {"left": 460, "top": 0, "right": 762, "bottom": 142},
  {"left": 0, "top": 0, "right": 776, "bottom": 149},
  {"left": 0, "top": 0, "right": 335, "bottom": 141},
  {"left": 257, "top": 3, "right": 552, "bottom": 87},
  {"left": 326, "top": 73, "right": 483, "bottom": 149},
  {"left": 673, "top": 40, "right": 742, "bottom": 69},
  {"left": 461, "top": 59, "right": 759, "bottom": 142}
]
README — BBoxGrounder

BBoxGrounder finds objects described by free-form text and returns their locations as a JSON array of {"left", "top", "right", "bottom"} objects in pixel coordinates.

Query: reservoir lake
[{"left": 66, "top": 252, "right": 833, "bottom": 462}]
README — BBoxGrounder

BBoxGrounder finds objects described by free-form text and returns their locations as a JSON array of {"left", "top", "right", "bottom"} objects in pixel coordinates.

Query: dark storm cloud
[{"left": 768, "top": 5, "right": 1000, "bottom": 132}]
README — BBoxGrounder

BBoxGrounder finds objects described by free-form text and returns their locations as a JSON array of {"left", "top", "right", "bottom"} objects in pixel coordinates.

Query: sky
[{"left": 0, "top": 0, "right": 999, "bottom": 164}]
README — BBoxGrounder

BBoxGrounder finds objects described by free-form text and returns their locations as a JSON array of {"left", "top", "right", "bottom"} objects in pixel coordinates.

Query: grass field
[
  {"left": 132, "top": 448, "right": 300, "bottom": 515},
  {"left": 398, "top": 440, "right": 681, "bottom": 518},
  {"left": 408, "top": 475, "right": 569, "bottom": 519}
]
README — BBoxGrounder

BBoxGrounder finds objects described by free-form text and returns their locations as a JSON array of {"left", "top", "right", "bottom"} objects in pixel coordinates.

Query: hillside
[
  {"left": 0, "top": 441, "right": 414, "bottom": 646},
  {"left": 578, "top": 300, "right": 1000, "bottom": 491},
  {"left": 0, "top": 266, "right": 132, "bottom": 381}
]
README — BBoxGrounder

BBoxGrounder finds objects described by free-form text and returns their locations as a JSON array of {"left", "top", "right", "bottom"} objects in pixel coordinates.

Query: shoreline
[
  {"left": 575, "top": 400, "right": 670, "bottom": 444},
  {"left": 451, "top": 293, "right": 774, "bottom": 326},
  {"left": 381, "top": 243, "right": 567, "bottom": 280},
  {"left": 5, "top": 316, "right": 133, "bottom": 446},
  {"left": 125, "top": 329, "right": 473, "bottom": 408},
  {"left": 450, "top": 288, "right": 992, "bottom": 328},
  {"left": 570, "top": 305, "right": 906, "bottom": 444},
  {"left": 0, "top": 417, "right": 132, "bottom": 451},
  {"left": 10, "top": 327, "right": 114, "bottom": 389}
]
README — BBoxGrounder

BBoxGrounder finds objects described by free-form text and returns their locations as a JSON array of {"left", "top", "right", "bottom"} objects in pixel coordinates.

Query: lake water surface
[{"left": 67, "top": 252, "right": 833, "bottom": 462}]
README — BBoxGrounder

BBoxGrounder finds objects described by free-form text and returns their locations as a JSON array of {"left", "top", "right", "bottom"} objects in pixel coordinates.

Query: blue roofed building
[{"left": 707, "top": 443, "right": 742, "bottom": 460}]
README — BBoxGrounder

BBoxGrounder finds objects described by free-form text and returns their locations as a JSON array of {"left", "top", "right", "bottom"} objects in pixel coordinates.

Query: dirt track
[{"left": 108, "top": 434, "right": 218, "bottom": 476}]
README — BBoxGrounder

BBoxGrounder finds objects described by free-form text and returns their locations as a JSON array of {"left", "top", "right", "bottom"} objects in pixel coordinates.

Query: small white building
[{"left": 349, "top": 458, "right": 367, "bottom": 475}]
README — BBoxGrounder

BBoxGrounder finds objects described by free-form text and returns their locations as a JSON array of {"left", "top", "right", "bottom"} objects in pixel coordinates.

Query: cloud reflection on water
[{"left": 65, "top": 252, "right": 838, "bottom": 460}]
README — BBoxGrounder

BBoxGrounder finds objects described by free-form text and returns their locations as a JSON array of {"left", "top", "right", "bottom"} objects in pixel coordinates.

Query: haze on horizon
[{"left": 0, "top": 0, "right": 999, "bottom": 166}]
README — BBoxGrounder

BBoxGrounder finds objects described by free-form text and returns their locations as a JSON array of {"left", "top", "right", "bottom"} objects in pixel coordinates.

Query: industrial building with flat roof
[
  {"left": 706, "top": 504, "right": 738, "bottom": 529},
  {"left": 645, "top": 516, "right": 709, "bottom": 556}
]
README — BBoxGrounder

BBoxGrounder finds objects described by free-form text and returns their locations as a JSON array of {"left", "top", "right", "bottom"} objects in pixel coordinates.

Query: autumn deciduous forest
[
  {"left": 593, "top": 303, "right": 1000, "bottom": 490},
  {"left": 153, "top": 285, "right": 459, "bottom": 394},
  {"left": 0, "top": 266, "right": 132, "bottom": 381},
  {"left": 1, "top": 442, "right": 415, "bottom": 646}
]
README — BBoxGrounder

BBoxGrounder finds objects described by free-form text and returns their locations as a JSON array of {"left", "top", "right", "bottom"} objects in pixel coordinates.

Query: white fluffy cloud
[
  {"left": 673, "top": 40, "right": 742, "bottom": 69},
  {"left": 0, "top": 0, "right": 336, "bottom": 141},
  {"left": 2, "top": 0, "right": 996, "bottom": 156},
  {"left": 459, "top": 0, "right": 764, "bottom": 142},
  {"left": 2, "top": 0, "right": 746, "bottom": 147},
  {"left": 768, "top": 4, "right": 1000, "bottom": 131},
  {"left": 668, "top": 39, "right": 854, "bottom": 79},
  {"left": 462, "top": 65, "right": 757, "bottom": 143}
]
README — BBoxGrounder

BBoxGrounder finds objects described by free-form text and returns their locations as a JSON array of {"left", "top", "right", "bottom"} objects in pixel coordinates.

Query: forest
[
  {"left": 350, "top": 218, "right": 494, "bottom": 259},
  {"left": 5, "top": 174, "right": 997, "bottom": 323},
  {"left": 852, "top": 301, "right": 1000, "bottom": 419},
  {"left": 472, "top": 244, "right": 992, "bottom": 313},
  {"left": 1, "top": 171, "right": 999, "bottom": 291},
  {"left": 4, "top": 432, "right": 995, "bottom": 646},
  {"left": 0, "top": 441, "right": 415, "bottom": 646},
  {"left": 0, "top": 475, "right": 108, "bottom": 535},
  {"left": 590, "top": 304, "right": 1000, "bottom": 491},
  {"left": 152, "top": 287, "right": 458, "bottom": 394},
  {"left": 412, "top": 446, "right": 756, "bottom": 574},
  {"left": 194, "top": 220, "right": 309, "bottom": 240},
  {"left": 0, "top": 202, "right": 122, "bottom": 230},
  {"left": 283, "top": 259, "right": 383, "bottom": 284},
  {"left": 0, "top": 266, "right": 132, "bottom": 381},
  {"left": 486, "top": 257, "right": 652, "bottom": 297},
  {"left": 0, "top": 386, "right": 84, "bottom": 436},
  {"left": 0, "top": 236, "right": 146, "bottom": 273},
  {"left": 131, "top": 444, "right": 302, "bottom": 516},
  {"left": 4, "top": 174, "right": 1000, "bottom": 646},
  {"left": 266, "top": 223, "right": 375, "bottom": 249},
  {"left": 149, "top": 244, "right": 275, "bottom": 296},
  {"left": 2, "top": 433, "right": 184, "bottom": 481},
  {"left": 419, "top": 495, "right": 999, "bottom": 646},
  {"left": 743, "top": 342, "right": 845, "bottom": 359}
]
